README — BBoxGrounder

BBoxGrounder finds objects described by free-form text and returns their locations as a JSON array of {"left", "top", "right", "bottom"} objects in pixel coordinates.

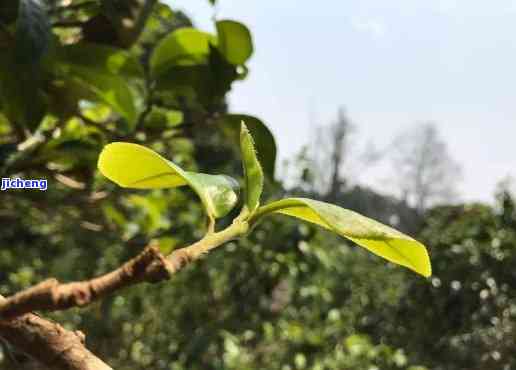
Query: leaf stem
[
  {"left": 180, "top": 218, "right": 249, "bottom": 260},
  {"left": 248, "top": 199, "right": 300, "bottom": 226},
  {"left": 207, "top": 216, "right": 216, "bottom": 234}
]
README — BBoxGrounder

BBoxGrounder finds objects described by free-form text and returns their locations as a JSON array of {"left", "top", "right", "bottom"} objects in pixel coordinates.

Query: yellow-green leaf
[
  {"left": 250, "top": 198, "right": 431, "bottom": 277},
  {"left": 150, "top": 28, "right": 216, "bottom": 77},
  {"left": 240, "top": 121, "right": 263, "bottom": 213},
  {"left": 98, "top": 142, "right": 239, "bottom": 219},
  {"left": 216, "top": 20, "right": 253, "bottom": 65}
]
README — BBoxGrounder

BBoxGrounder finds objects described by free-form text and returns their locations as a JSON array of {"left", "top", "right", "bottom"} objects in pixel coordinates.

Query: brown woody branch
[
  {"left": 0, "top": 244, "right": 199, "bottom": 370},
  {"left": 0, "top": 217, "right": 248, "bottom": 369},
  {"left": 0, "top": 296, "right": 112, "bottom": 370},
  {"left": 0, "top": 244, "right": 195, "bottom": 320},
  {"left": 0, "top": 217, "right": 248, "bottom": 319},
  {"left": 0, "top": 245, "right": 194, "bottom": 370}
]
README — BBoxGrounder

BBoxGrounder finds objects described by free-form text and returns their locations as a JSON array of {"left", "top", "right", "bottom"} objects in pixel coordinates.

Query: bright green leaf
[
  {"left": 250, "top": 198, "right": 432, "bottom": 277},
  {"left": 218, "top": 114, "right": 277, "bottom": 179},
  {"left": 98, "top": 142, "right": 239, "bottom": 219},
  {"left": 216, "top": 20, "right": 253, "bottom": 65},
  {"left": 240, "top": 122, "right": 263, "bottom": 213},
  {"left": 150, "top": 28, "right": 216, "bottom": 77}
]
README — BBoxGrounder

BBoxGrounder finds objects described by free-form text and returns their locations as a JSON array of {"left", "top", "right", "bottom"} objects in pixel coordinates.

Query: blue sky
[{"left": 167, "top": 0, "right": 516, "bottom": 202}]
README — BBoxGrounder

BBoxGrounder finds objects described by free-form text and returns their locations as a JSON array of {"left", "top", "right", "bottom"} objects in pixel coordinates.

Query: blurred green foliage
[
  {"left": 1, "top": 1, "right": 514, "bottom": 369},
  {"left": 381, "top": 190, "right": 516, "bottom": 370}
]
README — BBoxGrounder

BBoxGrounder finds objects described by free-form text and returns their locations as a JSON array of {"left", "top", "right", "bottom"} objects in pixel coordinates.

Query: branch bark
[
  {"left": 0, "top": 219, "right": 248, "bottom": 320},
  {"left": 0, "top": 296, "right": 112, "bottom": 370},
  {"left": 0, "top": 245, "right": 171, "bottom": 319}
]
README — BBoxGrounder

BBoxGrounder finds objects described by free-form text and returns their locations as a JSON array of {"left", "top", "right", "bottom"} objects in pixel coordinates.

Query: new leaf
[
  {"left": 240, "top": 122, "right": 264, "bottom": 213},
  {"left": 98, "top": 143, "right": 239, "bottom": 219},
  {"left": 218, "top": 114, "right": 277, "bottom": 179},
  {"left": 250, "top": 198, "right": 432, "bottom": 277}
]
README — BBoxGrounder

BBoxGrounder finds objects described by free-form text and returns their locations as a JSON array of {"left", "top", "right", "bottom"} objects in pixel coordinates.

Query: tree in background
[
  {"left": 292, "top": 109, "right": 421, "bottom": 234},
  {"left": 391, "top": 123, "right": 462, "bottom": 214},
  {"left": 309, "top": 107, "right": 354, "bottom": 200}
]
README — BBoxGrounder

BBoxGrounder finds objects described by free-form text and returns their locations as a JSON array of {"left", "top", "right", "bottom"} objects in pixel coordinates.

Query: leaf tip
[
  {"left": 240, "top": 120, "right": 249, "bottom": 136},
  {"left": 411, "top": 241, "right": 432, "bottom": 278}
]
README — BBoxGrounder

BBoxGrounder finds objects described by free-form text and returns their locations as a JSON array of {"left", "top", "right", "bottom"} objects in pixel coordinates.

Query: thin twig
[{"left": 78, "top": 113, "right": 116, "bottom": 136}]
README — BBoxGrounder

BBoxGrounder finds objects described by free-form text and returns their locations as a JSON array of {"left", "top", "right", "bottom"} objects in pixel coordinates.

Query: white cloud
[{"left": 351, "top": 17, "right": 386, "bottom": 39}]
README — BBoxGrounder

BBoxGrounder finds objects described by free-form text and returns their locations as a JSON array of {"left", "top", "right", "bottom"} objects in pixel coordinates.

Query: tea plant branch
[
  {"left": 0, "top": 216, "right": 249, "bottom": 369},
  {"left": 0, "top": 295, "right": 113, "bottom": 370},
  {"left": 0, "top": 216, "right": 249, "bottom": 320}
]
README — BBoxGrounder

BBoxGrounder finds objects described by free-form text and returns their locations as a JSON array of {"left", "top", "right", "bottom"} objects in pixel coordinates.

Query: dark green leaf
[
  {"left": 0, "top": 0, "right": 51, "bottom": 129},
  {"left": 0, "top": 1, "right": 19, "bottom": 24},
  {"left": 218, "top": 114, "right": 276, "bottom": 179},
  {"left": 15, "top": 0, "right": 51, "bottom": 64},
  {"left": 154, "top": 48, "right": 237, "bottom": 108},
  {"left": 0, "top": 50, "right": 46, "bottom": 129},
  {"left": 145, "top": 107, "right": 183, "bottom": 129},
  {"left": 56, "top": 43, "right": 144, "bottom": 78}
]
